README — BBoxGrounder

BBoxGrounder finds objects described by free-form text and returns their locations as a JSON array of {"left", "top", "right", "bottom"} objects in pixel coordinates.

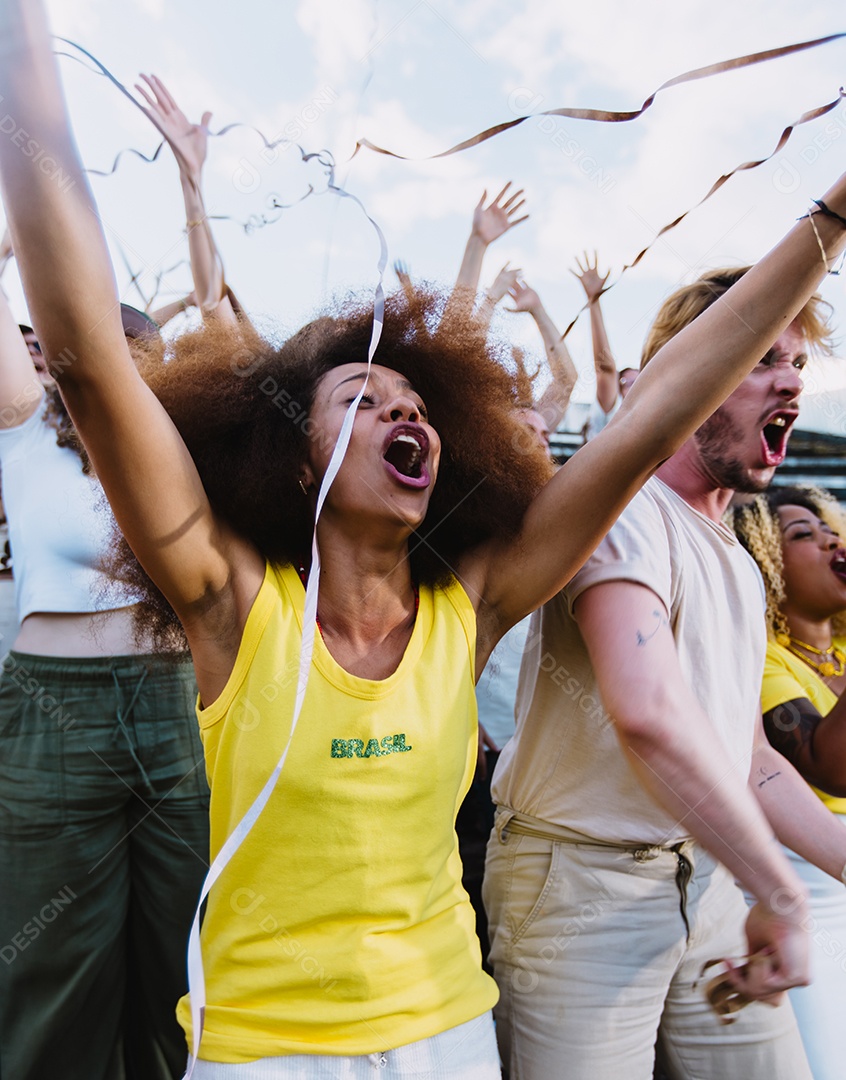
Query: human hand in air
[
  {"left": 571, "top": 251, "right": 610, "bottom": 303},
  {"left": 135, "top": 74, "right": 212, "bottom": 180},
  {"left": 487, "top": 263, "right": 521, "bottom": 304},
  {"left": 393, "top": 259, "right": 412, "bottom": 290},
  {"left": 471, "top": 183, "right": 528, "bottom": 246},
  {"left": 507, "top": 279, "right": 542, "bottom": 315}
]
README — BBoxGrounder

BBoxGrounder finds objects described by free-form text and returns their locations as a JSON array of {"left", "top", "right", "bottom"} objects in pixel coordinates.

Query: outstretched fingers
[
  {"left": 147, "top": 73, "right": 178, "bottom": 112},
  {"left": 134, "top": 76, "right": 162, "bottom": 115},
  {"left": 501, "top": 188, "right": 525, "bottom": 211},
  {"left": 490, "top": 180, "right": 512, "bottom": 205}
]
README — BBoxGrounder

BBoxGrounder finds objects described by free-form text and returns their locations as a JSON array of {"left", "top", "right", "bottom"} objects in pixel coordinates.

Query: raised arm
[
  {"left": 442, "top": 184, "right": 528, "bottom": 325},
  {"left": 472, "top": 262, "right": 520, "bottom": 333},
  {"left": 393, "top": 259, "right": 414, "bottom": 306},
  {"left": 507, "top": 279, "right": 577, "bottom": 431},
  {"left": 392, "top": 259, "right": 429, "bottom": 339},
  {"left": 0, "top": 3, "right": 258, "bottom": 664},
  {"left": 135, "top": 73, "right": 238, "bottom": 325},
  {"left": 149, "top": 291, "right": 196, "bottom": 328},
  {"left": 576, "top": 580, "right": 811, "bottom": 999},
  {"left": 0, "top": 260, "right": 44, "bottom": 428},
  {"left": 572, "top": 252, "right": 617, "bottom": 413},
  {"left": 464, "top": 174, "right": 846, "bottom": 636}
]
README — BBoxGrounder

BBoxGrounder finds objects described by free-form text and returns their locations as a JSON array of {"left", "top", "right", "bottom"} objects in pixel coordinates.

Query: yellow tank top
[
  {"left": 761, "top": 636, "right": 846, "bottom": 814},
  {"left": 177, "top": 563, "right": 497, "bottom": 1062}
]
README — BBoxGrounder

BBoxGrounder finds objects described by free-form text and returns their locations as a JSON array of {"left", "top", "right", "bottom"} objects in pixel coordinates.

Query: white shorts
[{"left": 186, "top": 1013, "right": 501, "bottom": 1079}]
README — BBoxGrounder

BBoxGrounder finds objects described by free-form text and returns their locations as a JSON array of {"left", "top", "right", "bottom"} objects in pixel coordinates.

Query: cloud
[
  {"left": 28, "top": 0, "right": 846, "bottom": 408},
  {"left": 296, "top": 0, "right": 376, "bottom": 84}
]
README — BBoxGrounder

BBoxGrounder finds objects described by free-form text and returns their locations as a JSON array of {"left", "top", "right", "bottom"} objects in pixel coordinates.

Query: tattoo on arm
[
  {"left": 756, "top": 765, "right": 782, "bottom": 789},
  {"left": 636, "top": 609, "right": 668, "bottom": 647},
  {"left": 762, "top": 698, "right": 820, "bottom": 770}
]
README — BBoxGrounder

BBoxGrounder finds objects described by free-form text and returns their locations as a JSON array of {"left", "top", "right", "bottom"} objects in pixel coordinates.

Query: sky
[{"left": 5, "top": 0, "right": 846, "bottom": 426}]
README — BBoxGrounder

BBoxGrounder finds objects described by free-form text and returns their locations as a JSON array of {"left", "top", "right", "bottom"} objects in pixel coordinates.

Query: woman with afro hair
[
  {"left": 730, "top": 485, "right": 846, "bottom": 1080},
  {"left": 3, "top": 1, "right": 846, "bottom": 1075}
]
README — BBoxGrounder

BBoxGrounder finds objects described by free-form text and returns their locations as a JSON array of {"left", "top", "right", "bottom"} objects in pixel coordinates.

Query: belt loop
[{"left": 495, "top": 807, "right": 516, "bottom": 844}]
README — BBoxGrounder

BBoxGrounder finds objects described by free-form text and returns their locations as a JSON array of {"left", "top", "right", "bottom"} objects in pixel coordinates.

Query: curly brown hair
[
  {"left": 511, "top": 345, "right": 541, "bottom": 410},
  {"left": 105, "top": 289, "right": 555, "bottom": 648},
  {"left": 728, "top": 485, "right": 846, "bottom": 640},
  {"left": 42, "top": 386, "right": 92, "bottom": 474}
]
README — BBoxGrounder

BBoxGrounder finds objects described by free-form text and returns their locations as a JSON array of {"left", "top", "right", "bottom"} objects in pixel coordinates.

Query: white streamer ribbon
[{"left": 183, "top": 178, "right": 387, "bottom": 1076}]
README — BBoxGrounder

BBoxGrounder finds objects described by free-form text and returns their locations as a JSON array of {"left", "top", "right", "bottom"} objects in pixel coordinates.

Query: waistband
[
  {"left": 495, "top": 807, "right": 693, "bottom": 858},
  {"left": 1, "top": 649, "right": 193, "bottom": 684}
]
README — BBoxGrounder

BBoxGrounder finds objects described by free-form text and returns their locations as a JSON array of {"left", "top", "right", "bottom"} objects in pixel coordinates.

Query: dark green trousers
[{"left": 0, "top": 652, "right": 209, "bottom": 1080}]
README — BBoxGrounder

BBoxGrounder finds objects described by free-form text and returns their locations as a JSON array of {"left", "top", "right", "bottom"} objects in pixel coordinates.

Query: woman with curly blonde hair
[{"left": 730, "top": 485, "right": 846, "bottom": 1080}]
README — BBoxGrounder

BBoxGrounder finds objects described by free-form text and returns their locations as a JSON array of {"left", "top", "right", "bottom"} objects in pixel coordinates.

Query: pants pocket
[{"left": 507, "top": 834, "right": 561, "bottom": 945}]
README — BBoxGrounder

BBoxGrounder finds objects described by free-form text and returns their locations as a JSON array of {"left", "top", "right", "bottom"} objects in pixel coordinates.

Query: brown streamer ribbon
[
  {"left": 348, "top": 32, "right": 846, "bottom": 336},
  {"left": 348, "top": 34, "right": 846, "bottom": 162},
  {"left": 56, "top": 32, "right": 846, "bottom": 324},
  {"left": 559, "top": 87, "right": 846, "bottom": 340}
]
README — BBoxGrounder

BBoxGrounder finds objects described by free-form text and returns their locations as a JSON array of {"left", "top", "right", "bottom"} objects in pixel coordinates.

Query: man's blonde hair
[{"left": 641, "top": 267, "right": 834, "bottom": 369}]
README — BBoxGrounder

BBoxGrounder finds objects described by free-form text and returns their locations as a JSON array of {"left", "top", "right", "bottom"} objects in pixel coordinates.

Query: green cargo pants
[{"left": 0, "top": 651, "right": 210, "bottom": 1080}]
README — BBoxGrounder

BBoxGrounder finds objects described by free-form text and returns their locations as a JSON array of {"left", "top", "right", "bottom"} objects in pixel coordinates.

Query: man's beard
[{"left": 694, "top": 409, "right": 773, "bottom": 495}]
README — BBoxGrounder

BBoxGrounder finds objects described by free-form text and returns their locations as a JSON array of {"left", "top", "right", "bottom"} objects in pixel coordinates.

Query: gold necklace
[{"left": 785, "top": 635, "right": 846, "bottom": 678}]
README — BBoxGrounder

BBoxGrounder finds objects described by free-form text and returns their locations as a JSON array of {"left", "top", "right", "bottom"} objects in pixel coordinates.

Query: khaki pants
[{"left": 483, "top": 809, "right": 811, "bottom": 1080}]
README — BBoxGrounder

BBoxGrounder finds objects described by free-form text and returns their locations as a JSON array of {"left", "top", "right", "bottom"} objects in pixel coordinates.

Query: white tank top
[{"left": 0, "top": 398, "right": 135, "bottom": 621}]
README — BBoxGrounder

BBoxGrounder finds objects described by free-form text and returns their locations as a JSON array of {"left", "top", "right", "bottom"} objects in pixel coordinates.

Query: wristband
[{"left": 813, "top": 198, "right": 846, "bottom": 231}]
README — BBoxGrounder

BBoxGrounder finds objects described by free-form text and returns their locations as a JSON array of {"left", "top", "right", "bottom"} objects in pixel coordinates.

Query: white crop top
[{"left": 0, "top": 398, "right": 136, "bottom": 622}]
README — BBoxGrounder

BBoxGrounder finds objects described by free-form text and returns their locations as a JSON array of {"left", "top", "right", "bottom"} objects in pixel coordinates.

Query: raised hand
[
  {"left": 392, "top": 260, "right": 428, "bottom": 336},
  {"left": 135, "top": 73, "right": 211, "bottom": 180},
  {"left": 471, "top": 182, "right": 529, "bottom": 246},
  {"left": 507, "top": 279, "right": 541, "bottom": 315},
  {"left": 393, "top": 259, "right": 412, "bottom": 290},
  {"left": 446, "top": 182, "right": 529, "bottom": 325},
  {"left": 487, "top": 263, "right": 521, "bottom": 303},
  {"left": 571, "top": 251, "right": 610, "bottom": 303}
]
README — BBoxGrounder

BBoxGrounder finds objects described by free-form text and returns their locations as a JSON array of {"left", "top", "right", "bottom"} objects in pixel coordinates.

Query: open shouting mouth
[
  {"left": 760, "top": 411, "right": 797, "bottom": 467},
  {"left": 382, "top": 424, "right": 431, "bottom": 488}
]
